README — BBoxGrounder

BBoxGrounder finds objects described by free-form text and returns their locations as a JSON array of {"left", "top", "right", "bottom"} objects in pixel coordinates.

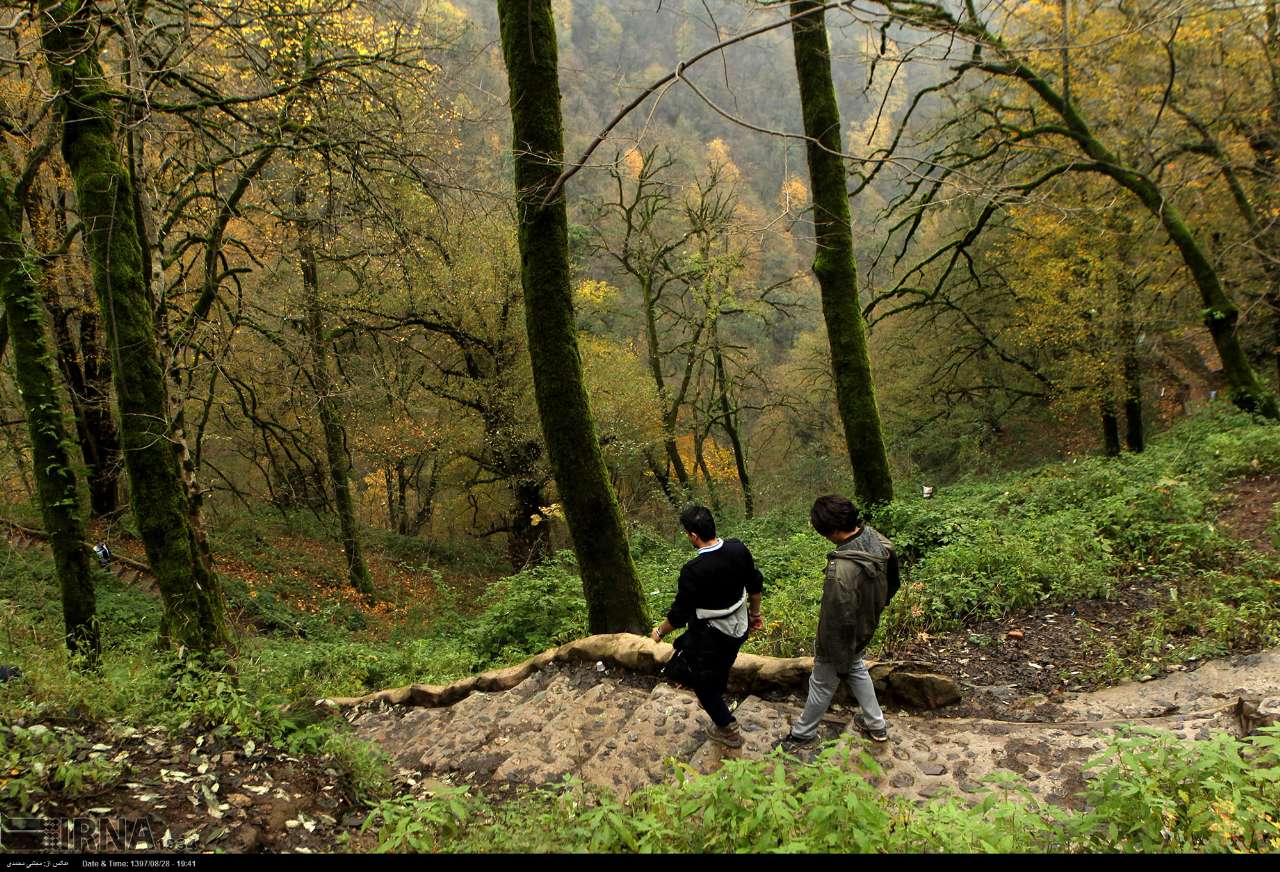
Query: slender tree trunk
[
  {"left": 0, "top": 167, "right": 98, "bottom": 661},
  {"left": 77, "top": 310, "right": 121, "bottom": 513},
  {"left": 384, "top": 464, "right": 397, "bottom": 531},
  {"left": 396, "top": 460, "right": 409, "bottom": 536},
  {"left": 790, "top": 0, "right": 895, "bottom": 506},
  {"left": 297, "top": 217, "right": 374, "bottom": 603},
  {"left": 1123, "top": 381, "right": 1144, "bottom": 453},
  {"left": 406, "top": 455, "right": 439, "bottom": 537},
  {"left": 496, "top": 0, "right": 648, "bottom": 633},
  {"left": 1120, "top": 311, "right": 1144, "bottom": 452},
  {"left": 640, "top": 278, "right": 691, "bottom": 491},
  {"left": 27, "top": 187, "right": 121, "bottom": 516},
  {"left": 644, "top": 447, "right": 683, "bottom": 511},
  {"left": 693, "top": 414, "right": 722, "bottom": 514},
  {"left": 40, "top": 0, "right": 229, "bottom": 654},
  {"left": 712, "top": 337, "right": 752, "bottom": 518},
  {"left": 45, "top": 303, "right": 120, "bottom": 515},
  {"left": 1101, "top": 403, "right": 1121, "bottom": 456},
  {"left": 508, "top": 478, "right": 551, "bottom": 570}
]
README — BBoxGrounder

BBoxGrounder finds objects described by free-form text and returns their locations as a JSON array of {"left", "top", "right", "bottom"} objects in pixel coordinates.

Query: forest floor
[
  {"left": 892, "top": 472, "right": 1280, "bottom": 720},
  {"left": 4, "top": 468, "right": 1280, "bottom": 852}
]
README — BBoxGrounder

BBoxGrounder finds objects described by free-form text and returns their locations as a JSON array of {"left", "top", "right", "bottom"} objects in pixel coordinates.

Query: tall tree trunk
[
  {"left": 40, "top": 0, "right": 229, "bottom": 654},
  {"left": 496, "top": 0, "right": 648, "bottom": 634},
  {"left": 712, "top": 337, "right": 752, "bottom": 518},
  {"left": 1101, "top": 403, "right": 1121, "bottom": 456},
  {"left": 790, "top": 0, "right": 895, "bottom": 507},
  {"left": 640, "top": 278, "right": 691, "bottom": 491},
  {"left": 692, "top": 414, "right": 723, "bottom": 514},
  {"left": 0, "top": 167, "right": 98, "bottom": 661},
  {"left": 297, "top": 216, "right": 374, "bottom": 603},
  {"left": 644, "top": 447, "right": 683, "bottom": 511}
]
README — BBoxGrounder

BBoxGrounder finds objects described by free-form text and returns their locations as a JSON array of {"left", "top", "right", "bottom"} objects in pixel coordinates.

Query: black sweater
[{"left": 667, "top": 538, "right": 765, "bottom": 629}]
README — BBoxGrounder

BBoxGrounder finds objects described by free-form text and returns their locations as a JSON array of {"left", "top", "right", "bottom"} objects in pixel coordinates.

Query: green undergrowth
[
  {"left": 451, "top": 405, "right": 1280, "bottom": 670},
  {"left": 4, "top": 407, "right": 1280, "bottom": 711},
  {"left": 358, "top": 729, "right": 1280, "bottom": 853}
]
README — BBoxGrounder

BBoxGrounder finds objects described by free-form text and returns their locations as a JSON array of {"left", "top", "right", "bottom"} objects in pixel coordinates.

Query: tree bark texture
[
  {"left": 790, "top": 0, "right": 895, "bottom": 507},
  {"left": 0, "top": 167, "right": 98, "bottom": 660},
  {"left": 40, "top": 0, "right": 229, "bottom": 653},
  {"left": 496, "top": 0, "right": 648, "bottom": 633},
  {"left": 298, "top": 229, "right": 375, "bottom": 603}
]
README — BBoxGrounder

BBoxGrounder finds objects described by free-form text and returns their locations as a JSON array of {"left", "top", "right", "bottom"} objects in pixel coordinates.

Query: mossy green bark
[
  {"left": 40, "top": 0, "right": 229, "bottom": 653},
  {"left": 496, "top": 0, "right": 648, "bottom": 633},
  {"left": 790, "top": 1, "right": 894, "bottom": 507},
  {"left": 0, "top": 168, "right": 98, "bottom": 661}
]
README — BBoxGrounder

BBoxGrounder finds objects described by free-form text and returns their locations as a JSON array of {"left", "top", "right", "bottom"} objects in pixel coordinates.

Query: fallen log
[{"left": 320, "top": 633, "right": 962, "bottom": 712}]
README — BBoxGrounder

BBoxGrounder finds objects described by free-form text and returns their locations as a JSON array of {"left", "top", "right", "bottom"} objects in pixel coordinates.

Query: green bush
[
  {"left": 1072, "top": 726, "right": 1280, "bottom": 852},
  {"left": 462, "top": 553, "right": 589, "bottom": 666}
]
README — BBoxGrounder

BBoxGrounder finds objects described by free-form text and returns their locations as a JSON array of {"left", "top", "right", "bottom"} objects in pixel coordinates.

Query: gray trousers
[{"left": 790, "top": 656, "right": 887, "bottom": 739}]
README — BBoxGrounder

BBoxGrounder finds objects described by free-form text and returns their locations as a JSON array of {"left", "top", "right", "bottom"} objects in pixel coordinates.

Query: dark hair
[
  {"left": 810, "top": 494, "right": 861, "bottom": 536},
  {"left": 680, "top": 504, "right": 716, "bottom": 541}
]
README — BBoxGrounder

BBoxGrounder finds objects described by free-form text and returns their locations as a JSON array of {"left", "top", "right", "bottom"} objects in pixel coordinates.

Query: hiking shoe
[
  {"left": 853, "top": 713, "right": 889, "bottom": 743},
  {"left": 772, "top": 732, "right": 819, "bottom": 754},
  {"left": 708, "top": 722, "right": 744, "bottom": 748}
]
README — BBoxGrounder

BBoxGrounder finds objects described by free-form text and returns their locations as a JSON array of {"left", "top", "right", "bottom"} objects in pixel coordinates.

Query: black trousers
[{"left": 676, "top": 620, "right": 747, "bottom": 728}]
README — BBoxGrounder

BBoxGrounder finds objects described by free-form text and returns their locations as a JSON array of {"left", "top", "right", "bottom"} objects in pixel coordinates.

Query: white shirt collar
[{"left": 697, "top": 538, "right": 724, "bottom": 554}]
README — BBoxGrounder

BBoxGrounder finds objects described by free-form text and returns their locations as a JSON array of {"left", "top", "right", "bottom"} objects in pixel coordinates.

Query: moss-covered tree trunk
[
  {"left": 496, "top": 0, "right": 647, "bottom": 634},
  {"left": 297, "top": 224, "right": 375, "bottom": 603},
  {"left": 0, "top": 166, "right": 98, "bottom": 661},
  {"left": 790, "top": 0, "right": 894, "bottom": 507},
  {"left": 40, "top": 0, "right": 229, "bottom": 654}
]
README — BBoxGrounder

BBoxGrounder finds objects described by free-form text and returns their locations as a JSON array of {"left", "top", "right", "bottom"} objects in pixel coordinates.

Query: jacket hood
[{"left": 827, "top": 548, "right": 889, "bottom": 568}]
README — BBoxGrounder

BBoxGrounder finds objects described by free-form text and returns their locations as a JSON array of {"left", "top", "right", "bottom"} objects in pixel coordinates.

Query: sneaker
[
  {"left": 708, "top": 721, "right": 744, "bottom": 749},
  {"left": 772, "top": 732, "right": 819, "bottom": 754},
  {"left": 853, "top": 713, "right": 889, "bottom": 743}
]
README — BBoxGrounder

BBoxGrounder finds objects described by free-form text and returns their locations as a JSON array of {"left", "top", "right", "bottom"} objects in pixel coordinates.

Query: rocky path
[{"left": 341, "top": 640, "right": 1280, "bottom": 806}]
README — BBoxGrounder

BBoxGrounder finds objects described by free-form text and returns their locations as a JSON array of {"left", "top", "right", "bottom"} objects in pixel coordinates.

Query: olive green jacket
[{"left": 813, "top": 531, "right": 896, "bottom": 672}]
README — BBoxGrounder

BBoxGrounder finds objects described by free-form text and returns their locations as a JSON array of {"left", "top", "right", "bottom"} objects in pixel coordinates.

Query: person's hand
[
  {"left": 749, "top": 612, "right": 764, "bottom": 633},
  {"left": 650, "top": 626, "right": 665, "bottom": 643}
]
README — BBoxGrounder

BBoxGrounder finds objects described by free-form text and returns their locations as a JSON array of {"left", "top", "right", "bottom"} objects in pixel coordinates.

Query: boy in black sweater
[{"left": 651, "top": 505, "right": 764, "bottom": 747}]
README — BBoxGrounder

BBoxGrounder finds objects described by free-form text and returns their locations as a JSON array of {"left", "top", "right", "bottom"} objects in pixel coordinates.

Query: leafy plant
[{"left": 0, "top": 724, "right": 122, "bottom": 812}]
